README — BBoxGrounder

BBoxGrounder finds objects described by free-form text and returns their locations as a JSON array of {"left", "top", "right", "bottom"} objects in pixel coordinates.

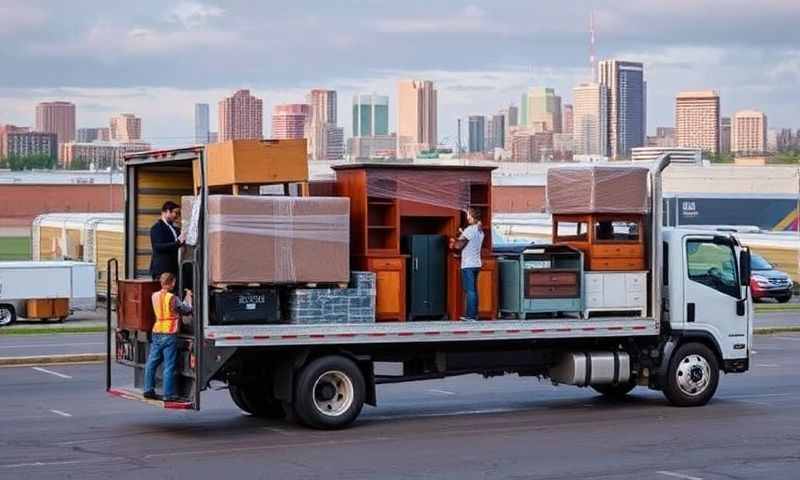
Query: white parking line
[
  {"left": 755, "top": 364, "right": 780, "bottom": 367},
  {"left": 656, "top": 471, "right": 703, "bottom": 480},
  {"left": 426, "top": 388, "right": 456, "bottom": 396},
  {"left": 49, "top": 409, "right": 72, "bottom": 418},
  {"left": 31, "top": 367, "right": 72, "bottom": 379}
]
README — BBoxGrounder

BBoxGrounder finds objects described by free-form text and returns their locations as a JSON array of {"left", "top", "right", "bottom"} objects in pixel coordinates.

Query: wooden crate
[
  {"left": 117, "top": 279, "right": 161, "bottom": 331},
  {"left": 196, "top": 139, "right": 309, "bottom": 190}
]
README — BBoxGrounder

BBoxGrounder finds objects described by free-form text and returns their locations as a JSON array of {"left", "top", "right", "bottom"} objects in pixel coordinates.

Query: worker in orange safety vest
[{"left": 143, "top": 272, "right": 192, "bottom": 401}]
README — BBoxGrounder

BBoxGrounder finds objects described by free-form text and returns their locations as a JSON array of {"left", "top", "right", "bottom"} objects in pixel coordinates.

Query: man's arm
[
  {"left": 170, "top": 294, "right": 193, "bottom": 316},
  {"left": 151, "top": 224, "right": 180, "bottom": 254}
]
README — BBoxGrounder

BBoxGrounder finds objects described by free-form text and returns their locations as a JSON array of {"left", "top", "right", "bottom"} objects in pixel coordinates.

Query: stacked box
[{"left": 286, "top": 271, "right": 376, "bottom": 324}]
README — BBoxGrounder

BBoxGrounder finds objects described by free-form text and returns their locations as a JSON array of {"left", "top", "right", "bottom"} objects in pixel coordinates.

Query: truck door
[{"left": 682, "top": 236, "right": 749, "bottom": 360}]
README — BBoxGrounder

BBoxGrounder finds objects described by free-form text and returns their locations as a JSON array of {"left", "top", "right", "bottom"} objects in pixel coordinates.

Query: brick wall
[{"left": 0, "top": 184, "right": 123, "bottom": 230}]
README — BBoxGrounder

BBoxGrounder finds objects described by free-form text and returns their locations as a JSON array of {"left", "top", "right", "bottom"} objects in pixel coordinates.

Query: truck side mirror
[{"left": 740, "top": 248, "right": 751, "bottom": 286}]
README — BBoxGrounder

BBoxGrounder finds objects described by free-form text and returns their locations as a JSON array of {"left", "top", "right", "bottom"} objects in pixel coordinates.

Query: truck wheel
[
  {"left": 229, "top": 384, "right": 286, "bottom": 419},
  {"left": 592, "top": 380, "right": 637, "bottom": 399},
  {"left": 293, "top": 356, "right": 365, "bottom": 430},
  {"left": 663, "top": 343, "right": 719, "bottom": 407},
  {"left": 0, "top": 305, "right": 16, "bottom": 327}
]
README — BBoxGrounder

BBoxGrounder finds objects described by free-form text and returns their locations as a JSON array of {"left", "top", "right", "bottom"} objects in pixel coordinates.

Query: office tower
[
  {"left": 218, "top": 89, "right": 263, "bottom": 141},
  {"left": 598, "top": 60, "right": 646, "bottom": 159},
  {"left": 675, "top": 90, "right": 720, "bottom": 154},
  {"left": 572, "top": 83, "right": 608, "bottom": 156},
  {"left": 61, "top": 141, "right": 151, "bottom": 169},
  {"left": 271, "top": 104, "right": 311, "bottom": 140},
  {"left": 194, "top": 103, "right": 210, "bottom": 144},
  {"left": 502, "top": 106, "right": 519, "bottom": 149},
  {"left": 76, "top": 127, "right": 110, "bottom": 143},
  {"left": 5, "top": 132, "right": 57, "bottom": 162},
  {"left": 0, "top": 125, "right": 31, "bottom": 159},
  {"left": 307, "top": 89, "right": 340, "bottom": 160},
  {"left": 491, "top": 112, "right": 505, "bottom": 149},
  {"left": 352, "top": 94, "right": 389, "bottom": 137},
  {"left": 720, "top": 117, "right": 732, "bottom": 154},
  {"left": 526, "top": 87, "right": 562, "bottom": 132},
  {"left": 397, "top": 80, "right": 437, "bottom": 158},
  {"left": 110, "top": 113, "right": 142, "bottom": 142},
  {"left": 519, "top": 93, "right": 528, "bottom": 126},
  {"left": 732, "top": 110, "right": 767, "bottom": 154},
  {"left": 35, "top": 101, "right": 76, "bottom": 146},
  {"left": 468, "top": 116, "right": 485, "bottom": 153},
  {"left": 562, "top": 104, "right": 574, "bottom": 134}
]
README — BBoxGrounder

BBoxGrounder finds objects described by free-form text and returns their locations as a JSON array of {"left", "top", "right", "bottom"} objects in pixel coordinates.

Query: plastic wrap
[
  {"left": 546, "top": 165, "right": 650, "bottom": 214},
  {"left": 366, "top": 168, "right": 491, "bottom": 211},
  {"left": 205, "top": 195, "right": 350, "bottom": 284}
]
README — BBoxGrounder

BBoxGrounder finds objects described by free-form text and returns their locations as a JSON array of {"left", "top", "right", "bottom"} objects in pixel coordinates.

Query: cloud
[
  {"left": 165, "top": 2, "right": 225, "bottom": 29},
  {"left": 0, "top": 3, "right": 46, "bottom": 36},
  {"left": 373, "top": 5, "right": 495, "bottom": 34}
]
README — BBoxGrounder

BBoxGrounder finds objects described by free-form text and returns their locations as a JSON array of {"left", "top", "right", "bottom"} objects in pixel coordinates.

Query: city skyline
[{"left": 1, "top": 1, "right": 797, "bottom": 147}]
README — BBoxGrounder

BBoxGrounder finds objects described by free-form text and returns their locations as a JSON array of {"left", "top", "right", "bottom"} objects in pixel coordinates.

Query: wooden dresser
[{"left": 552, "top": 213, "right": 646, "bottom": 271}]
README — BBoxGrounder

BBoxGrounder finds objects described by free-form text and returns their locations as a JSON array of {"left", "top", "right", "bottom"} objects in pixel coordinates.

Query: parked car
[{"left": 750, "top": 253, "right": 793, "bottom": 303}]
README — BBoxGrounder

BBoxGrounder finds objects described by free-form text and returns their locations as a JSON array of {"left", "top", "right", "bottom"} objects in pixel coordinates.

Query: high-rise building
[
  {"left": 732, "top": 110, "right": 767, "bottom": 154},
  {"left": 502, "top": 106, "right": 519, "bottom": 150},
  {"left": 0, "top": 125, "right": 31, "bottom": 159},
  {"left": 5, "top": 132, "right": 58, "bottom": 162},
  {"left": 35, "top": 102, "right": 76, "bottom": 147},
  {"left": 468, "top": 116, "right": 485, "bottom": 153},
  {"left": 598, "top": 60, "right": 646, "bottom": 159},
  {"left": 490, "top": 112, "right": 505, "bottom": 149},
  {"left": 271, "top": 104, "right": 310, "bottom": 140},
  {"left": 324, "top": 124, "right": 345, "bottom": 161},
  {"left": 194, "top": 104, "right": 210, "bottom": 144},
  {"left": 509, "top": 127, "right": 553, "bottom": 162},
  {"left": 76, "top": 127, "right": 110, "bottom": 143},
  {"left": 562, "top": 104, "right": 574, "bottom": 134},
  {"left": 777, "top": 128, "right": 796, "bottom": 152},
  {"left": 519, "top": 93, "right": 528, "bottom": 126},
  {"left": 307, "top": 89, "right": 339, "bottom": 160},
  {"left": 720, "top": 117, "right": 731, "bottom": 153},
  {"left": 572, "top": 83, "right": 608, "bottom": 156},
  {"left": 348, "top": 134, "right": 397, "bottom": 159},
  {"left": 110, "top": 113, "right": 142, "bottom": 142},
  {"left": 397, "top": 80, "right": 437, "bottom": 158},
  {"left": 352, "top": 94, "right": 389, "bottom": 137},
  {"left": 218, "top": 89, "right": 263, "bottom": 141},
  {"left": 526, "top": 87, "right": 562, "bottom": 132},
  {"left": 675, "top": 90, "right": 720, "bottom": 154},
  {"left": 61, "top": 141, "right": 151, "bottom": 169}
]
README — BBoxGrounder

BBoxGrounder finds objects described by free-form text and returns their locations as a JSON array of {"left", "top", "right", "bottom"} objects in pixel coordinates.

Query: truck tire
[
  {"left": 592, "top": 380, "right": 637, "bottom": 399},
  {"left": 229, "top": 384, "right": 286, "bottom": 419},
  {"left": 663, "top": 342, "right": 720, "bottom": 407},
  {"left": 292, "top": 355, "right": 365, "bottom": 430},
  {"left": 0, "top": 305, "right": 16, "bottom": 327}
]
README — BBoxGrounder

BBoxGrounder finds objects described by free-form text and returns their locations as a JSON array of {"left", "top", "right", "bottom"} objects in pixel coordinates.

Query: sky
[{"left": 1, "top": 0, "right": 799, "bottom": 148}]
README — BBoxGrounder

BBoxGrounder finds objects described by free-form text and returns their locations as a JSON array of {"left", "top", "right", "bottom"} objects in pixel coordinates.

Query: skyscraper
[
  {"left": 194, "top": 103, "right": 210, "bottom": 144},
  {"left": 562, "top": 104, "right": 574, "bottom": 134},
  {"left": 491, "top": 112, "right": 505, "bottom": 149},
  {"left": 110, "top": 113, "right": 142, "bottom": 142},
  {"left": 353, "top": 94, "right": 389, "bottom": 137},
  {"left": 526, "top": 88, "right": 562, "bottom": 132},
  {"left": 720, "top": 117, "right": 732, "bottom": 154},
  {"left": 397, "top": 80, "right": 437, "bottom": 158},
  {"left": 307, "top": 89, "right": 339, "bottom": 160},
  {"left": 519, "top": 93, "right": 528, "bottom": 126},
  {"left": 502, "top": 106, "right": 519, "bottom": 150},
  {"left": 675, "top": 90, "right": 720, "bottom": 154},
  {"left": 35, "top": 101, "right": 76, "bottom": 146},
  {"left": 598, "top": 60, "right": 646, "bottom": 159},
  {"left": 572, "top": 83, "right": 608, "bottom": 156},
  {"left": 218, "top": 89, "right": 263, "bottom": 141},
  {"left": 271, "top": 104, "right": 311, "bottom": 140},
  {"left": 732, "top": 110, "right": 767, "bottom": 154},
  {"left": 76, "top": 127, "right": 110, "bottom": 143},
  {"left": 468, "top": 116, "right": 485, "bottom": 153}
]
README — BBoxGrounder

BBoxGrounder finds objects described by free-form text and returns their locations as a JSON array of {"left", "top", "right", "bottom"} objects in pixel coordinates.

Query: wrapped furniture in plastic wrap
[
  {"left": 286, "top": 271, "right": 376, "bottom": 324},
  {"left": 546, "top": 166, "right": 650, "bottom": 214},
  {"left": 186, "top": 195, "right": 350, "bottom": 285}
]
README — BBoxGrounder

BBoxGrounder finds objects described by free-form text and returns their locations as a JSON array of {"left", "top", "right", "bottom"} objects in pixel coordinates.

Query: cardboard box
[
  {"left": 207, "top": 195, "right": 350, "bottom": 285},
  {"left": 546, "top": 166, "right": 649, "bottom": 214},
  {"left": 196, "top": 139, "right": 308, "bottom": 189}
]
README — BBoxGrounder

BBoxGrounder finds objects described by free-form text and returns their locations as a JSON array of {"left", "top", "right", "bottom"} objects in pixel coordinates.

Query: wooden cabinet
[
  {"left": 447, "top": 257, "right": 498, "bottom": 320},
  {"left": 117, "top": 279, "right": 161, "bottom": 331},
  {"left": 553, "top": 213, "right": 646, "bottom": 271},
  {"left": 365, "top": 256, "right": 406, "bottom": 321}
]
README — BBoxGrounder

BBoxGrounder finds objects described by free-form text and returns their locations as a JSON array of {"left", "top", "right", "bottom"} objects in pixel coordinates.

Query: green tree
[
  {"left": 7, "top": 153, "right": 57, "bottom": 171},
  {"left": 67, "top": 156, "right": 91, "bottom": 170}
]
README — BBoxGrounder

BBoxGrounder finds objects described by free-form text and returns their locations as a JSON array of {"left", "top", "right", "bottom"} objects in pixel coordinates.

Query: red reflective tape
[
  {"left": 424, "top": 332, "right": 441, "bottom": 336},
  {"left": 207, "top": 333, "right": 215, "bottom": 338},
  {"left": 505, "top": 329, "right": 521, "bottom": 334},
  {"left": 397, "top": 332, "right": 414, "bottom": 336},
  {"left": 164, "top": 401, "right": 193, "bottom": 410},
  {"left": 224, "top": 335, "right": 243, "bottom": 340},
  {"left": 480, "top": 330, "right": 496, "bottom": 334},
  {"left": 631, "top": 326, "right": 647, "bottom": 330},
  {"left": 309, "top": 334, "right": 325, "bottom": 339},
  {"left": 530, "top": 329, "right": 545, "bottom": 333},
  {"left": 253, "top": 335, "right": 271, "bottom": 340},
  {"left": 281, "top": 335, "right": 298, "bottom": 339}
]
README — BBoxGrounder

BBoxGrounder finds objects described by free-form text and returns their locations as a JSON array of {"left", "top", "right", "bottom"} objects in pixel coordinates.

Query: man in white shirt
[{"left": 454, "top": 207, "right": 484, "bottom": 320}]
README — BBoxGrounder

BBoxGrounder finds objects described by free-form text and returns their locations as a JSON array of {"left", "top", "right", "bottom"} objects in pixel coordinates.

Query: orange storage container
[
  {"left": 26, "top": 299, "right": 54, "bottom": 319},
  {"left": 52, "top": 298, "right": 70, "bottom": 318}
]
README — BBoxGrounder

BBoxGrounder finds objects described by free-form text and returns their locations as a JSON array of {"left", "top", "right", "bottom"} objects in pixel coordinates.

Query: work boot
[{"left": 143, "top": 390, "right": 160, "bottom": 400}]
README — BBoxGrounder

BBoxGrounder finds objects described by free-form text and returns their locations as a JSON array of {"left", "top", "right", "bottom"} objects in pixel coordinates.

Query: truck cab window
[{"left": 686, "top": 240, "right": 739, "bottom": 298}]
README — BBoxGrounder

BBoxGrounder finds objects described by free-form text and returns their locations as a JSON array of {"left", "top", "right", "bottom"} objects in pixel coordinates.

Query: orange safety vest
[{"left": 152, "top": 291, "right": 179, "bottom": 334}]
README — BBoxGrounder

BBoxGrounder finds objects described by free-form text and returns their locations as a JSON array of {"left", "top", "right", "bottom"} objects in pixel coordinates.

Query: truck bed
[{"left": 206, "top": 317, "right": 658, "bottom": 347}]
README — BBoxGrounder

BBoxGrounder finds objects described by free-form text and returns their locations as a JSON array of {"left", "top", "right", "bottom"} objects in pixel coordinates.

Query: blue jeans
[
  {"left": 144, "top": 333, "right": 178, "bottom": 397},
  {"left": 461, "top": 267, "right": 480, "bottom": 319}
]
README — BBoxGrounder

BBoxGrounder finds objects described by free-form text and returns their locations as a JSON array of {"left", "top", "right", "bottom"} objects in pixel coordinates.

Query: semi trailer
[{"left": 107, "top": 150, "right": 752, "bottom": 429}]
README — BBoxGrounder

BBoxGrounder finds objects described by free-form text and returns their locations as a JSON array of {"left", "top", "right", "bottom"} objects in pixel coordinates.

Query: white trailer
[
  {"left": 107, "top": 150, "right": 752, "bottom": 429},
  {"left": 0, "top": 261, "right": 97, "bottom": 326}
]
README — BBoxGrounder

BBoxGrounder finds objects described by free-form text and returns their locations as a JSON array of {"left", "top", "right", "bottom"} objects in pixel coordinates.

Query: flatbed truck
[{"left": 107, "top": 151, "right": 752, "bottom": 429}]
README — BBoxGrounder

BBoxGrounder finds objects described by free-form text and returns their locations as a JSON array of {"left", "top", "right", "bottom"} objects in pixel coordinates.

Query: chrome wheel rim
[
  {"left": 0, "top": 308, "right": 12, "bottom": 326},
  {"left": 312, "top": 370, "right": 354, "bottom": 417},
  {"left": 676, "top": 354, "right": 711, "bottom": 397}
]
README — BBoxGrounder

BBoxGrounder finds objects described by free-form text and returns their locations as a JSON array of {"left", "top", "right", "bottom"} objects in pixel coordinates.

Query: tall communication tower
[{"left": 589, "top": 11, "right": 597, "bottom": 82}]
